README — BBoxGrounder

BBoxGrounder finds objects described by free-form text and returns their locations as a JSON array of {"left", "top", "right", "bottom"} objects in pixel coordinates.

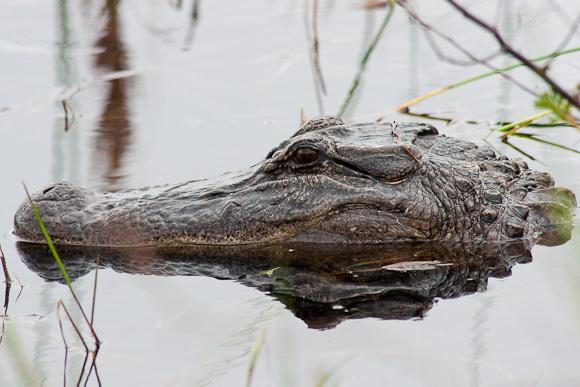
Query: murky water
[{"left": 1, "top": 1, "right": 579, "bottom": 386}]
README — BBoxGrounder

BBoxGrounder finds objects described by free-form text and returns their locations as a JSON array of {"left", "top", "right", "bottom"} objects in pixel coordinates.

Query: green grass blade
[
  {"left": 510, "top": 133, "right": 580, "bottom": 155},
  {"left": 495, "top": 110, "right": 552, "bottom": 136},
  {"left": 23, "top": 184, "right": 71, "bottom": 285},
  {"left": 394, "top": 46, "right": 580, "bottom": 112},
  {"left": 314, "top": 357, "right": 350, "bottom": 387},
  {"left": 500, "top": 138, "right": 539, "bottom": 162},
  {"left": 22, "top": 183, "right": 101, "bottom": 346},
  {"left": 452, "top": 47, "right": 580, "bottom": 88},
  {"left": 337, "top": 1, "right": 396, "bottom": 118},
  {"left": 246, "top": 329, "right": 266, "bottom": 387}
]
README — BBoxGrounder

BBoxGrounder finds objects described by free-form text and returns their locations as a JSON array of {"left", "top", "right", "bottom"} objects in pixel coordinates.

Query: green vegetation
[
  {"left": 23, "top": 183, "right": 99, "bottom": 343},
  {"left": 23, "top": 185, "right": 72, "bottom": 285},
  {"left": 495, "top": 110, "right": 552, "bottom": 138},
  {"left": 394, "top": 46, "right": 580, "bottom": 113},
  {"left": 338, "top": 0, "right": 396, "bottom": 118},
  {"left": 23, "top": 183, "right": 101, "bottom": 385},
  {"left": 535, "top": 91, "right": 578, "bottom": 128},
  {"left": 246, "top": 329, "right": 266, "bottom": 387}
]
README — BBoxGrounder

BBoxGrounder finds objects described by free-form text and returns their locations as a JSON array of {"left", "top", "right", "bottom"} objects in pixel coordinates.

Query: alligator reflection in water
[{"left": 17, "top": 241, "right": 534, "bottom": 329}]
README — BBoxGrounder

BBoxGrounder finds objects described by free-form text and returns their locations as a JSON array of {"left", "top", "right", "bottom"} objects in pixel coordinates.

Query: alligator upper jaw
[
  {"left": 13, "top": 172, "right": 409, "bottom": 247},
  {"left": 13, "top": 171, "right": 578, "bottom": 247}
]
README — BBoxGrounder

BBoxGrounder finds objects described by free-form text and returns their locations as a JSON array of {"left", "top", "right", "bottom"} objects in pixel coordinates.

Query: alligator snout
[{"left": 15, "top": 182, "right": 93, "bottom": 244}]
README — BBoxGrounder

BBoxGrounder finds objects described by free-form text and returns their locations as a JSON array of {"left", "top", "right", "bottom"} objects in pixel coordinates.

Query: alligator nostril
[{"left": 43, "top": 185, "right": 56, "bottom": 194}]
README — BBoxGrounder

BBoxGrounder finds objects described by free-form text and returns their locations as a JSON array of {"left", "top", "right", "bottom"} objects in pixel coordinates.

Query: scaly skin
[{"left": 14, "top": 117, "right": 576, "bottom": 247}]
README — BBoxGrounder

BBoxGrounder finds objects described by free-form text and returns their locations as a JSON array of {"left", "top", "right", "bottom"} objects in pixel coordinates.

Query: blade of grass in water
[
  {"left": 314, "top": 357, "right": 350, "bottom": 387},
  {"left": 500, "top": 138, "right": 539, "bottom": 162},
  {"left": 337, "top": 1, "right": 396, "bottom": 118},
  {"left": 314, "top": 368, "right": 339, "bottom": 387},
  {"left": 510, "top": 133, "right": 580, "bottom": 155},
  {"left": 401, "top": 109, "right": 575, "bottom": 128},
  {"left": 23, "top": 184, "right": 71, "bottom": 284},
  {"left": 91, "top": 255, "right": 100, "bottom": 325},
  {"left": 55, "top": 301, "right": 70, "bottom": 387},
  {"left": 304, "top": 0, "right": 326, "bottom": 115},
  {"left": 246, "top": 329, "right": 266, "bottom": 387},
  {"left": 23, "top": 183, "right": 100, "bottom": 346},
  {"left": 496, "top": 110, "right": 552, "bottom": 138},
  {"left": 392, "top": 46, "right": 580, "bottom": 113}
]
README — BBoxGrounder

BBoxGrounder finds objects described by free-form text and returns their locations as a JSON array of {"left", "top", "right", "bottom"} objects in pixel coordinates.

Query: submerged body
[{"left": 14, "top": 118, "right": 576, "bottom": 247}]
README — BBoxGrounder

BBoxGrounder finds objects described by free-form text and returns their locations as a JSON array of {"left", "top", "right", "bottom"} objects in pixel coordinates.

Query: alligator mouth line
[{"left": 13, "top": 200, "right": 414, "bottom": 248}]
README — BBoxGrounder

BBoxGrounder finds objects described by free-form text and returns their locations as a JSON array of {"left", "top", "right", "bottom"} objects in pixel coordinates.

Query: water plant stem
[
  {"left": 394, "top": 46, "right": 580, "bottom": 112},
  {"left": 55, "top": 301, "right": 70, "bottom": 387},
  {"left": 497, "top": 110, "right": 552, "bottom": 138},
  {"left": 246, "top": 329, "right": 266, "bottom": 387},
  {"left": 91, "top": 256, "right": 99, "bottom": 325},
  {"left": 311, "top": 0, "right": 326, "bottom": 94},
  {"left": 23, "top": 183, "right": 100, "bottom": 347},
  {"left": 337, "top": 0, "right": 396, "bottom": 118},
  {"left": 0, "top": 244, "right": 11, "bottom": 285},
  {"left": 511, "top": 133, "right": 580, "bottom": 155}
]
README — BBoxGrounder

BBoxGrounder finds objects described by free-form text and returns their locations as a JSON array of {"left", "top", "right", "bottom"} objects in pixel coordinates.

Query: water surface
[{"left": 1, "top": 1, "right": 579, "bottom": 386}]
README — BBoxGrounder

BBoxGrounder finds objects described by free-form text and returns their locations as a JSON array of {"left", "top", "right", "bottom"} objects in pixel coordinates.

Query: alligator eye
[{"left": 291, "top": 145, "right": 321, "bottom": 166}]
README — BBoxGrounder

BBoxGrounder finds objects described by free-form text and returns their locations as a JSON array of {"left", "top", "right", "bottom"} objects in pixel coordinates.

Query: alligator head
[{"left": 14, "top": 117, "right": 576, "bottom": 247}]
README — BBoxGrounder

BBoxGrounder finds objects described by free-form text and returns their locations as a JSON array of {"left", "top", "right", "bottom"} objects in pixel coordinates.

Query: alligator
[
  {"left": 16, "top": 240, "right": 532, "bottom": 329},
  {"left": 14, "top": 117, "right": 576, "bottom": 247}
]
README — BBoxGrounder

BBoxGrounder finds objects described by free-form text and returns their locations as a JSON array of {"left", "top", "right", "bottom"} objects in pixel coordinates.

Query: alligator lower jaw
[{"left": 12, "top": 222, "right": 303, "bottom": 248}]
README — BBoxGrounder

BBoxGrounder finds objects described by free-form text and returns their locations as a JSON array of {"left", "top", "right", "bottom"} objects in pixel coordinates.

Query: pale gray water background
[{"left": 1, "top": 1, "right": 580, "bottom": 386}]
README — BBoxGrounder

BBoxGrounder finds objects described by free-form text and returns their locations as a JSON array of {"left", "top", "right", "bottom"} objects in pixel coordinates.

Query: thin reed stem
[
  {"left": 392, "top": 46, "right": 580, "bottom": 113},
  {"left": 23, "top": 183, "right": 100, "bottom": 346},
  {"left": 338, "top": 1, "right": 396, "bottom": 118}
]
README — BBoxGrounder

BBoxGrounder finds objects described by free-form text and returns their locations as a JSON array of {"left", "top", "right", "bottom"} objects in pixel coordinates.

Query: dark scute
[
  {"left": 512, "top": 205, "right": 530, "bottom": 220},
  {"left": 483, "top": 190, "right": 502, "bottom": 204},
  {"left": 505, "top": 221, "right": 525, "bottom": 238},
  {"left": 455, "top": 178, "right": 473, "bottom": 193},
  {"left": 480, "top": 208, "right": 498, "bottom": 223}
]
